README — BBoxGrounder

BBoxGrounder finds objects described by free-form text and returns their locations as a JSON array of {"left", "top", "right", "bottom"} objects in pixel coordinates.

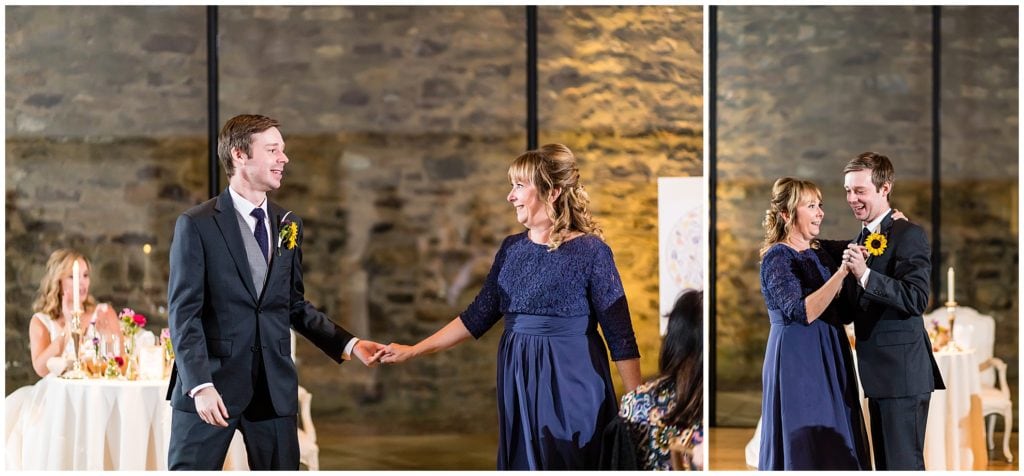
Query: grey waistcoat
[{"left": 234, "top": 210, "right": 270, "bottom": 298}]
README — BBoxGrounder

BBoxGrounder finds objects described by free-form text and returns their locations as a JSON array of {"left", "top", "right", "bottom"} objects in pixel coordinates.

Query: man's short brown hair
[
  {"left": 844, "top": 151, "right": 895, "bottom": 197},
  {"left": 217, "top": 114, "right": 280, "bottom": 177}
]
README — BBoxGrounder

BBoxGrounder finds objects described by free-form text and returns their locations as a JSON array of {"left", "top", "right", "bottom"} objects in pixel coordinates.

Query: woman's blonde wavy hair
[
  {"left": 508, "top": 144, "right": 601, "bottom": 251},
  {"left": 32, "top": 249, "right": 95, "bottom": 321},
  {"left": 760, "top": 177, "right": 822, "bottom": 257}
]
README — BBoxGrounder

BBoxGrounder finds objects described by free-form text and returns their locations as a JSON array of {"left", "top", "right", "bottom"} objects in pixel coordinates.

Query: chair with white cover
[
  {"left": 980, "top": 357, "right": 1013, "bottom": 463},
  {"left": 292, "top": 330, "right": 320, "bottom": 470},
  {"left": 222, "top": 393, "right": 319, "bottom": 470},
  {"left": 296, "top": 384, "right": 319, "bottom": 470},
  {"left": 924, "top": 306, "right": 1013, "bottom": 463}
]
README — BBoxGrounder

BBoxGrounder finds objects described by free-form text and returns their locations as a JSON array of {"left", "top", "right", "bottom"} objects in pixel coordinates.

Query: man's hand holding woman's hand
[
  {"left": 353, "top": 340, "right": 387, "bottom": 367},
  {"left": 379, "top": 343, "right": 417, "bottom": 364},
  {"left": 843, "top": 243, "right": 869, "bottom": 278}
]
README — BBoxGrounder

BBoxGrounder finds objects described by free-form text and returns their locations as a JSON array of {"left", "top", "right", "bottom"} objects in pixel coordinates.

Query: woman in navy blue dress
[
  {"left": 381, "top": 144, "right": 642, "bottom": 470},
  {"left": 758, "top": 177, "right": 870, "bottom": 470}
]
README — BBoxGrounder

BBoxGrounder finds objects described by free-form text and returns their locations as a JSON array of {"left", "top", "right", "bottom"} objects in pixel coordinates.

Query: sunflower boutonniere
[
  {"left": 277, "top": 211, "right": 298, "bottom": 256},
  {"left": 864, "top": 232, "right": 888, "bottom": 257}
]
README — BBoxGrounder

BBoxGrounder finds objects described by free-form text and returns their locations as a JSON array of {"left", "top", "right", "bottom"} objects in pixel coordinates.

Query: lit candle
[
  {"left": 72, "top": 260, "right": 81, "bottom": 312},
  {"left": 947, "top": 267, "right": 955, "bottom": 304},
  {"left": 143, "top": 243, "right": 152, "bottom": 289}
]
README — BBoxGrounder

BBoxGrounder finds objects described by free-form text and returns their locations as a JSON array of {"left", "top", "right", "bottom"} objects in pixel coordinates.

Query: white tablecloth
[
  {"left": 5, "top": 376, "right": 248, "bottom": 470},
  {"left": 6, "top": 376, "right": 172, "bottom": 470},
  {"left": 923, "top": 348, "right": 987, "bottom": 470}
]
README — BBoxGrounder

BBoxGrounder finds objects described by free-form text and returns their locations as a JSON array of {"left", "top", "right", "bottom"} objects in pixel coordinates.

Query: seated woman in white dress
[
  {"left": 29, "top": 248, "right": 121, "bottom": 377},
  {"left": 7, "top": 249, "right": 122, "bottom": 469}
]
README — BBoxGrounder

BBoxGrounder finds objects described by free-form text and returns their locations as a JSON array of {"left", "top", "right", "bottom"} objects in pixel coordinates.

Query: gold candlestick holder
[
  {"left": 943, "top": 300, "right": 958, "bottom": 351},
  {"left": 61, "top": 309, "right": 88, "bottom": 379}
]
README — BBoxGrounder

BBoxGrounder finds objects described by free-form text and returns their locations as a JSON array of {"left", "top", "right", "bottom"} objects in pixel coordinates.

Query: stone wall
[
  {"left": 713, "top": 6, "right": 1018, "bottom": 427},
  {"left": 6, "top": 6, "right": 208, "bottom": 137},
  {"left": 5, "top": 5, "right": 208, "bottom": 386},
  {"left": 939, "top": 7, "right": 1019, "bottom": 419},
  {"left": 538, "top": 5, "right": 704, "bottom": 380},
  {"left": 209, "top": 6, "right": 528, "bottom": 430},
  {"left": 6, "top": 5, "right": 705, "bottom": 438}
]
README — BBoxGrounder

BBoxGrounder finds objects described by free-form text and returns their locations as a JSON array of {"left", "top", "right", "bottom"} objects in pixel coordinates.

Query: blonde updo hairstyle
[
  {"left": 760, "top": 177, "right": 822, "bottom": 257},
  {"left": 32, "top": 248, "right": 96, "bottom": 321},
  {"left": 508, "top": 144, "right": 602, "bottom": 251}
]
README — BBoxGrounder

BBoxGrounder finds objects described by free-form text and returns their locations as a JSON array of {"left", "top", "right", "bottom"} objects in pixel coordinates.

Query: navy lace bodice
[{"left": 459, "top": 232, "right": 640, "bottom": 360}]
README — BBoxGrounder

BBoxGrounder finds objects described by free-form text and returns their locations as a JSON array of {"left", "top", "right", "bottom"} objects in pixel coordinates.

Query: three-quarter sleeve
[
  {"left": 459, "top": 235, "right": 513, "bottom": 339},
  {"left": 588, "top": 242, "right": 640, "bottom": 361},
  {"left": 760, "top": 247, "right": 809, "bottom": 325}
]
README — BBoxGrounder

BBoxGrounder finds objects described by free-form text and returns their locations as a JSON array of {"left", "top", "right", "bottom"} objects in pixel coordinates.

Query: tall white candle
[
  {"left": 947, "top": 267, "right": 955, "bottom": 303},
  {"left": 72, "top": 260, "right": 81, "bottom": 312}
]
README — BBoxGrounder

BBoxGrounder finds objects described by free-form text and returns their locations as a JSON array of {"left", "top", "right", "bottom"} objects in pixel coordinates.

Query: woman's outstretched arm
[{"left": 380, "top": 316, "right": 473, "bottom": 363}]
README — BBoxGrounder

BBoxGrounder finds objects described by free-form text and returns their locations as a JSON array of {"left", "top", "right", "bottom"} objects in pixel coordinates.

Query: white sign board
[{"left": 658, "top": 176, "right": 704, "bottom": 336}]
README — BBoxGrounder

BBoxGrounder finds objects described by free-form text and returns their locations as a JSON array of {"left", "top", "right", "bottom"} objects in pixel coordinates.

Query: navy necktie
[
  {"left": 251, "top": 208, "right": 269, "bottom": 262},
  {"left": 857, "top": 227, "right": 870, "bottom": 245}
]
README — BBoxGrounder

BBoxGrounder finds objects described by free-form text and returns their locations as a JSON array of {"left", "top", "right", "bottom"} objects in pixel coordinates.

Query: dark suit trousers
[
  {"left": 868, "top": 393, "right": 931, "bottom": 470},
  {"left": 168, "top": 410, "right": 298, "bottom": 470},
  {"left": 168, "top": 355, "right": 299, "bottom": 470}
]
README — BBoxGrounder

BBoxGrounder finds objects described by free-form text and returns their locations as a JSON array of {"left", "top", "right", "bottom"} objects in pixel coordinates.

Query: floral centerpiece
[
  {"left": 105, "top": 355, "right": 124, "bottom": 379},
  {"left": 119, "top": 308, "right": 147, "bottom": 346},
  {"left": 160, "top": 328, "right": 175, "bottom": 377},
  {"left": 160, "top": 328, "right": 174, "bottom": 359},
  {"left": 927, "top": 318, "right": 951, "bottom": 352},
  {"left": 118, "top": 308, "right": 147, "bottom": 379}
]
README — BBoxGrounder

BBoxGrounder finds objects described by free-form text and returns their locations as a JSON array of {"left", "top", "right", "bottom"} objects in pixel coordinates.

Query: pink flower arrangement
[{"left": 118, "top": 307, "right": 147, "bottom": 337}]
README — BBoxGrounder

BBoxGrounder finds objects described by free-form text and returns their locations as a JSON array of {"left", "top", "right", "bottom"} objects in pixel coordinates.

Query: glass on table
[
  {"left": 99, "top": 333, "right": 125, "bottom": 377},
  {"left": 78, "top": 327, "right": 102, "bottom": 378}
]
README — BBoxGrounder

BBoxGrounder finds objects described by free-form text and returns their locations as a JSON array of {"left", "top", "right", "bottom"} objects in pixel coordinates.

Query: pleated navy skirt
[{"left": 495, "top": 313, "right": 618, "bottom": 470}]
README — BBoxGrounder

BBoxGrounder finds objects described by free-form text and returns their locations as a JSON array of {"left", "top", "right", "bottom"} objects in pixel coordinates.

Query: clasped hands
[
  {"left": 352, "top": 340, "right": 416, "bottom": 366},
  {"left": 840, "top": 244, "right": 869, "bottom": 279},
  {"left": 839, "top": 209, "right": 907, "bottom": 279}
]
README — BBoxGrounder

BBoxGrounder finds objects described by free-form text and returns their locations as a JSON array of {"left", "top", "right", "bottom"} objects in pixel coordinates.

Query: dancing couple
[
  {"left": 165, "top": 114, "right": 643, "bottom": 470},
  {"left": 758, "top": 152, "right": 944, "bottom": 470}
]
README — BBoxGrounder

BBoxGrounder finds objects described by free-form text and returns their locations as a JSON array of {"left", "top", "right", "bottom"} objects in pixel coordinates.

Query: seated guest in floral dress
[{"left": 618, "top": 289, "right": 704, "bottom": 470}]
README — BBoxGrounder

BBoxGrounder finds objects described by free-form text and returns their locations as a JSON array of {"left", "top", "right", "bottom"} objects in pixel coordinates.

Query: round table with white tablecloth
[
  {"left": 5, "top": 376, "right": 248, "bottom": 470},
  {"left": 6, "top": 376, "right": 172, "bottom": 470}
]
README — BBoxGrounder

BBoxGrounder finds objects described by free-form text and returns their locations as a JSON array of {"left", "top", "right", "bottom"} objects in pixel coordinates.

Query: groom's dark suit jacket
[
  {"left": 166, "top": 189, "right": 353, "bottom": 417},
  {"left": 831, "top": 210, "right": 944, "bottom": 398}
]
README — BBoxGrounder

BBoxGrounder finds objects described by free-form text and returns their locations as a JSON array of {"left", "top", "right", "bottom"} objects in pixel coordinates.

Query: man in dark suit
[
  {"left": 839, "top": 152, "right": 945, "bottom": 470},
  {"left": 167, "top": 114, "right": 385, "bottom": 470}
]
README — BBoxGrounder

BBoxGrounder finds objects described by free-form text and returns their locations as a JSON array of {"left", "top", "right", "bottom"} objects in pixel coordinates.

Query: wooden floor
[
  {"left": 709, "top": 427, "right": 1020, "bottom": 471},
  {"left": 313, "top": 418, "right": 498, "bottom": 470}
]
